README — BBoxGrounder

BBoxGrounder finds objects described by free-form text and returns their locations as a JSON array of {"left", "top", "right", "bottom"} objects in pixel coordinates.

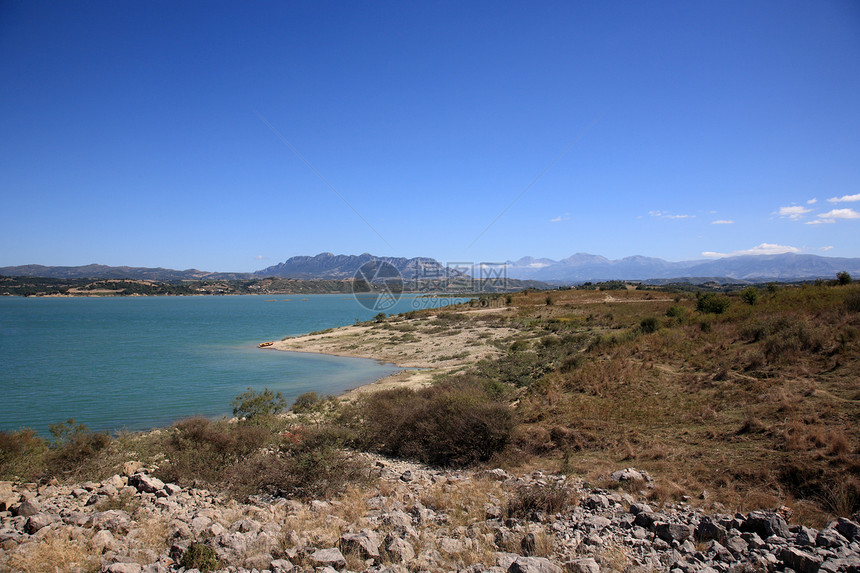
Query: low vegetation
[{"left": 2, "top": 278, "right": 858, "bottom": 527}]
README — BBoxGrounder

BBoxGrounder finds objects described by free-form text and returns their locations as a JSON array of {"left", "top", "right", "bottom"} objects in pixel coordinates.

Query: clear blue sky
[{"left": 2, "top": 1, "right": 859, "bottom": 271}]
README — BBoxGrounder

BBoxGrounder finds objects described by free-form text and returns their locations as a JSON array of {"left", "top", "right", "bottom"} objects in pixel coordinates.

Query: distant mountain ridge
[
  {"left": 254, "top": 252, "right": 457, "bottom": 280},
  {"left": 3, "top": 252, "right": 860, "bottom": 283},
  {"left": 0, "top": 264, "right": 251, "bottom": 281},
  {"left": 504, "top": 253, "right": 860, "bottom": 282}
]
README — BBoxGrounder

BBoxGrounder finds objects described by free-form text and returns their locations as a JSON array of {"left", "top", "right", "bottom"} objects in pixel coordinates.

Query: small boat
[{"left": 257, "top": 341, "right": 274, "bottom": 348}]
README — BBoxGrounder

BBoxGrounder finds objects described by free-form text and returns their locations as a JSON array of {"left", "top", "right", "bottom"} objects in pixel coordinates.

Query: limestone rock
[{"left": 309, "top": 547, "right": 346, "bottom": 569}]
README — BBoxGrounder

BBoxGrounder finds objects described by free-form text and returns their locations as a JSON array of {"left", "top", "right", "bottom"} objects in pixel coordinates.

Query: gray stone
[
  {"left": 90, "top": 510, "right": 133, "bottom": 534},
  {"left": 566, "top": 557, "right": 600, "bottom": 573},
  {"left": 438, "top": 536, "right": 465, "bottom": 554},
  {"left": 14, "top": 498, "right": 42, "bottom": 518},
  {"left": 836, "top": 518, "right": 860, "bottom": 542},
  {"left": 507, "top": 556, "right": 563, "bottom": 573},
  {"left": 129, "top": 473, "right": 164, "bottom": 494},
  {"left": 309, "top": 547, "right": 346, "bottom": 569},
  {"left": 696, "top": 518, "right": 728, "bottom": 543},
  {"left": 796, "top": 526, "right": 819, "bottom": 547},
  {"left": 654, "top": 522, "right": 694, "bottom": 542},
  {"left": 582, "top": 494, "right": 610, "bottom": 510},
  {"left": 724, "top": 535, "right": 748, "bottom": 556},
  {"left": 743, "top": 511, "right": 790, "bottom": 539},
  {"left": 629, "top": 502, "right": 653, "bottom": 515},
  {"left": 585, "top": 515, "right": 611, "bottom": 530},
  {"left": 386, "top": 537, "right": 415, "bottom": 562},
  {"left": 610, "top": 468, "right": 644, "bottom": 482},
  {"left": 339, "top": 529, "right": 381, "bottom": 559},
  {"left": 104, "top": 564, "right": 143, "bottom": 573},
  {"left": 780, "top": 547, "right": 823, "bottom": 573},
  {"left": 817, "top": 529, "right": 849, "bottom": 549},
  {"left": 269, "top": 558, "right": 294, "bottom": 573},
  {"left": 25, "top": 512, "right": 60, "bottom": 534}
]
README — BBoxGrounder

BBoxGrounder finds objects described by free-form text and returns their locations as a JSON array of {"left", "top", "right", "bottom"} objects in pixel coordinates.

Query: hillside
[{"left": 2, "top": 281, "right": 859, "bottom": 571}]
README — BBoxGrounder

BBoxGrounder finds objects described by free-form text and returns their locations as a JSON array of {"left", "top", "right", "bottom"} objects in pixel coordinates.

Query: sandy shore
[{"left": 263, "top": 309, "right": 522, "bottom": 400}]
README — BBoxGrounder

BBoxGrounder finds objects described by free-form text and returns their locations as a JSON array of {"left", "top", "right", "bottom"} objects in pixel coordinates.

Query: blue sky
[{"left": 2, "top": 1, "right": 859, "bottom": 272}]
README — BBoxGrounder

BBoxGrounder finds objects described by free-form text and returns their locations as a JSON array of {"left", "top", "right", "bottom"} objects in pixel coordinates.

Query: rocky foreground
[{"left": 1, "top": 458, "right": 859, "bottom": 573}]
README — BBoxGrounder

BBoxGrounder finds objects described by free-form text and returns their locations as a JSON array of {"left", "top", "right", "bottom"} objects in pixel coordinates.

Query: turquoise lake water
[{"left": 0, "top": 294, "right": 466, "bottom": 436}]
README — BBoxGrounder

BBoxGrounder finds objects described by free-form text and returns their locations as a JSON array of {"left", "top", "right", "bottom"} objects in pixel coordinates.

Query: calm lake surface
[{"left": 0, "top": 294, "right": 466, "bottom": 436}]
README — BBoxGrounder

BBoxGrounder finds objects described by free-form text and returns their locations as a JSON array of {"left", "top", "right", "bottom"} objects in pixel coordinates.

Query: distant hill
[
  {"left": 505, "top": 253, "right": 860, "bottom": 283},
  {"left": 5, "top": 252, "right": 860, "bottom": 285},
  {"left": 254, "top": 252, "right": 460, "bottom": 281},
  {"left": 0, "top": 264, "right": 252, "bottom": 281}
]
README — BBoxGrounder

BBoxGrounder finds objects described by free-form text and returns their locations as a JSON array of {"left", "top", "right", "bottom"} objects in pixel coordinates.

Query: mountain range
[
  {"left": 2, "top": 252, "right": 859, "bottom": 284},
  {"left": 503, "top": 253, "right": 860, "bottom": 282}
]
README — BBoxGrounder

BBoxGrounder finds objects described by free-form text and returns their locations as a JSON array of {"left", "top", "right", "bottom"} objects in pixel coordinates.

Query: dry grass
[{"left": 1, "top": 529, "right": 101, "bottom": 573}]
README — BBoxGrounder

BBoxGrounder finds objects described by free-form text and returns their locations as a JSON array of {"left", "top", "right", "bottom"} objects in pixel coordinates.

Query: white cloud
[
  {"left": 806, "top": 219, "right": 835, "bottom": 225},
  {"left": 807, "top": 198, "right": 818, "bottom": 204},
  {"left": 819, "top": 208, "right": 860, "bottom": 219},
  {"left": 821, "top": 246, "right": 834, "bottom": 252},
  {"left": 778, "top": 206, "right": 811, "bottom": 220},
  {"left": 702, "top": 243, "right": 801, "bottom": 258},
  {"left": 826, "top": 193, "right": 860, "bottom": 203},
  {"left": 550, "top": 213, "right": 570, "bottom": 223},
  {"left": 254, "top": 255, "right": 266, "bottom": 260},
  {"left": 711, "top": 219, "right": 734, "bottom": 225},
  {"left": 649, "top": 210, "right": 694, "bottom": 219}
]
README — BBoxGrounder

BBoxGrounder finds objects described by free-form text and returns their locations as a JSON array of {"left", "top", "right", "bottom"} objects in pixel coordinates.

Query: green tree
[
  {"left": 837, "top": 271, "right": 852, "bottom": 285},
  {"left": 741, "top": 287, "right": 759, "bottom": 305},
  {"left": 696, "top": 292, "right": 730, "bottom": 314},
  {"left": 231, "top": 387, "right": 287, "bottom": 421}
]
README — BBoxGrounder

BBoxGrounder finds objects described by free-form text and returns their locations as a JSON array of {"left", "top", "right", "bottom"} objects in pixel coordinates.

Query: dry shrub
[
  {"left": 647, "top": 481, "right": 685, "bottom": 506},
  {"left": 507, "top": 482, "right": 574, "bottom": 520},
  {"left": 349, "top": 377, "right": 514, "bottom": 466},
  {"left": 0, "top": 428, "right": 46, "bottom": 481},
  {"left": 226, "top": 432, "right": 370, "bottom": 501},
  {"left": 45, "top": 430, "right": 111, "bottom": 480},
  {"left": 1, "top": 528, "right": 100, "bottom": 573},
  {"left": 156, "top": 417, "right": 271, "bottom": 487}
]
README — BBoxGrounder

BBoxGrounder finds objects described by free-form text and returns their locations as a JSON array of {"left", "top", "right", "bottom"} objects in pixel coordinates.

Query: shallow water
[{"left": 0, "top": 294, "right": 465, "bottom": 436}]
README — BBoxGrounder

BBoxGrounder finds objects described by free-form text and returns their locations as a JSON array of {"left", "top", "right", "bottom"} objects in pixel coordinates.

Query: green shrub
[
  {"left": 665, "top": 305, "right": 686, "bottom": 319},
  {"left": 291, "top": 391, "right": 321, "bottom": 413},
  {"left": 741, "top": 287, "right": 759, "bottom": 305},
  {"left": 180, "top": 543, "right": 221, "bottom": 572},
  {"left": 696, "top": 292, "right": 730, "bottom": 314},
  {"left": 639, "top": 317, "right": 660, "bottom": 333},
  {"left": 231, "top": 387, "right": 287, "bottom": 421},
  {"left": 837, "top": 271, "right": 852, "bottom": 285}
]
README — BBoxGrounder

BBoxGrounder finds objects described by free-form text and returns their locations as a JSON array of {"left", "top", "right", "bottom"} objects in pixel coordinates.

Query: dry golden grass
[{"left": 1, "top": 529, "right": 101, "bottom": 573}]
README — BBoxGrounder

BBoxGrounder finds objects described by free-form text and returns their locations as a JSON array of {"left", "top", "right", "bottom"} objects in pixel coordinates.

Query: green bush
[
  {"left": 639, "top": 317, "right": 660, "bottom": 333},
  {"left": 741, "top": 287, "right": 759, "bottom": 305},
  {"left": 291, "top": 391, "right": 321, "bottom": 413},
  {"left": 231, "top": 387, "right": 287, "bottom": 421},
  {"left": 665, "top": 305, "right": 686, "bottom": 319},
  {"left": 180, "top": 543, "right": 221, "bottom": 572},
  {"left": 837, "top": 271, "right": 852, "bottom": 285},
  {"left": 696, "top": 292, "right": 730, "bottom": 314}
]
